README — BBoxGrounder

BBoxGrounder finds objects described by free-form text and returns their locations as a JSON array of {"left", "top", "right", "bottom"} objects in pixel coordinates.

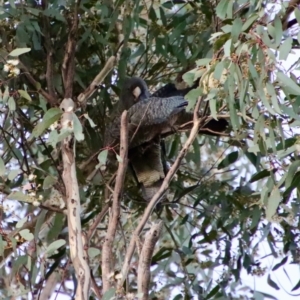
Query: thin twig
[
  {"left": 78, "top": 56, "right": 116, "bottom": 104},
  {"left": 118, "top": 97, "right": 204, "bottom": 289},
  {"left": 62, "top": 1, "right": 81, "bottom": 98},
  {"left": 137, "top": 221, "right": 163, "bottom": 300},
  {"left": 19, "top": 61, "right": 57, "bottom": 105},
  {"left": 86, "top": 203, "right": 110, "bottom": 242},
  {"left": 90, "top": 271, "right": 102, "bottom": 299},
  {"left": 42, "top": 0, "right": 56, "bottom": 99},
  {"left": 102, "top": 111, "right": 129, "bottom": 294}
]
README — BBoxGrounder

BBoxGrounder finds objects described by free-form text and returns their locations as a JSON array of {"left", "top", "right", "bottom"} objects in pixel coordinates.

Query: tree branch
[
  {"left": 42, "top": 0, "right": 56, "bottom": 99},
  {"left": 62, "top": 1, "right": 81, "bottom": 98},
  {"left": 86, "top": 203, "right": 110, "bottom": 242},
  {"left": 102, "top": 111, "right": 129, "bottom": 294},
  {"left": 19, "top": 61, "right": 57, "bottom": 106},
  {"left": 282, "top": 0, "right": 300, "bottom": 30},
  {"left": 77, "top": 56, "right": 116, "bottom": 104},
  {"left": 118, "top": 97, "right": 204, "bottom": 289},
  {"left": 60, "top": 97, "right": 90, "bottom": 300},
  {"left": 137, "top": 221, "right": 163, "bottom": 300}
]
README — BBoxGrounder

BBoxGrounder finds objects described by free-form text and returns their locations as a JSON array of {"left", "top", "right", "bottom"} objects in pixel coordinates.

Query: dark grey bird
[
  {"left": 104, "top": 76, "right": 228, "bottom": 202},
  {"left": 104, "top": 77, "right": 188, "bottom": 201},
  {"left": 104, "top": 84, "right": 188, "bottom": 150}
]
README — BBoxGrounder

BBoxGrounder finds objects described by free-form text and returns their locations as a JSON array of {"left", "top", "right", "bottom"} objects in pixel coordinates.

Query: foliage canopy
[{"left": 0, "top": 0, "right": 300, "bottom": 299}]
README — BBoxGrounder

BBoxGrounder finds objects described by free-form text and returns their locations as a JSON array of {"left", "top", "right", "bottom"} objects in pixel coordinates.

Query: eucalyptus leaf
[
  {"left": 43, "top": 176, "right": 57, "bottom": 189},
  {"left": 266, "top": 187, "right": 281, "bottom": 221},
  {"left": 217, "top": 151, "right": 239, "bottom": 169},
  {"left": 9, "top": 47, "right": 31, "bottom": 56},
  {"left": 73, "top": 113, "right": 85, "bottom": 142},
  {"left": 0, "top": 157, "right": 5, "bottom": 176},
  {"left": 32, "top": 108, "right": 62, "bottom": 138},
  {"left": 19, "top": 229, "right": 34, "bottom": 241},
  {"left": 46, "top": 239, "right": 66, "bottom": 256}
]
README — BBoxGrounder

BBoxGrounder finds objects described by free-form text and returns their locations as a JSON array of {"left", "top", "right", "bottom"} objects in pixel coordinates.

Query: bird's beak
[{"left": 132, "top": 86, "right": 142, "bottom": 101}]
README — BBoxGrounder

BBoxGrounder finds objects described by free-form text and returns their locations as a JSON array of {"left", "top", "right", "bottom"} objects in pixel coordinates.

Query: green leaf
[
  {"left": 250, "top": 206, "right": 261, "bottom": 229},
  {"left": 213, "top": 61, "right": 225, "bottom": 80},
  {"left": 47, "top": 214, "right": 65, "bottom": 243},
  {"left": 283, "top": 171, "right": 300, "bottom": 197},
  {"left": 19, "top": 229, "right": 34, "bottom": 241},
  {"left": 47, "top": 128, "right": 71, "bottom": 148},
  {"left": 217, "top": 151, "right": 238, "bottom": 169},
  {"left": 34, "top": 210, "right": 47, "bottom": 240},
  {"left": 185, "top": 88, "right": 202, "bottom": 111},
  {"left": 149, "top": 6, "right": 157, "bottom": 21},
  {"left": 266, "top": 187, "right": 281, "bottom": 221},
  {"left": 277, "top": 72, "right": 300, "bottom": 95},
  {"left": 249, "top": 170, "right": 270, "bottom": 183},
  {"left": 8, "top": 169, "right": 20, "bottom": 180},
  {"left": 223, "top": 38, "right": 232, "bottom": 57},
  {"left": 267, "top": 274, "right": 280, "bottom": 290},
  {"left": 73, "top": 113, "right": 84, "bottom": 142},
  {"left": 32, "top": 108, "right": 62, "bottom": 138},
  {"left": 43, "top": 175, "right": 57, "bottom": 189},
  {"left": 98, "top": 150, "right": 108, "bottom": 167},
  {"left": 291, "top": 279, "right": 300, "bottom": 292},
  {"left": 266, "top": 83, "right": 282, "bottom": 114},
  {"left": 276, "top": 137, "right": 296, "bottom": 151},
  {"left": 206, "top": 285, "right": 220, "bottom": 299},
  {"left": 216, "top": 0, "right": 229, "bottom": 20},
  {"left": 9, "top": 47, "right": 31, "bottom": 56},
  {"left": 195, "top": 58, "right": 211, "bottom": 67},
  {"left": 241, "top": 13, "right": 258, "bottom": 32},
  {"left": 0, "top": 236, "right": 6, "bottom": 256},
  {"left": 227, "top": 71, "right": 239, "bottom": 130},
  {"left": 46, "top": 239, "right": 66, "bottom": 256},
  {"left": 231, "top": 18, "right": 242, "bottom": 42},
  {"left": 285, "top": 160, "right": 300, "bottom": 189},
  {"left": 2, "top": 86, "right": 9, "bottom": 103},
  {"left": 279, "top": 37, "right": 292, "bottom": 61},
  {"left": 273, "top": 16, "right": 283, "bottom": 48},
  {"left": 18, "top": 90, "right": 32, "bottom": 102},
  {"left": 8, "top": 96, "right": 16, "bottom": 111},
  {"left": 272, "top": 256, "right": 288, "bottom": 271},
  {"left": 103, "top": 288, "right": 116, "bottom": 300},
  {"left": 43, "top": 8, "right": 66, "bottom": 22},
  {"left": 16, "top": 217, "right": 29, "bottom": 229},
  {"left": 88, "top": 247, "right": 101, "bottom": 258},
  {"left": 182, "top": 71, "right": 195, "bottom": 87},
  {"left": 0, "top": 157, "right": 5, "bottom": 176},
  {"left": 7, "top": 191, "right": 31, "bottom": 202}
]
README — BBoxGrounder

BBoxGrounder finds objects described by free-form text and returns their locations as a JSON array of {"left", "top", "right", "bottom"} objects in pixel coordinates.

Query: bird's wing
[
  {"left": 152, "top": 82, "right": 195, "bottom": 98},
  {"left": 128, "top": 96, "right": 188, "bottom": 126}
]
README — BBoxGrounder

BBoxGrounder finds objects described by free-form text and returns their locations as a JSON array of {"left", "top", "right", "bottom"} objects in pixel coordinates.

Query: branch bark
[
  {"left": 19, "top": 61, "right": 57, "bottom": 106},
  {"left": 42, "top": 0, "right": 56, "bottom": 99},
  {"left": 62, "top": 1, "right": 80, "bottom": 98},
  {"left": 77, "top": 56, "right": 116, "bottom": 104},
  {"left": 102, "top": 111, "right": 129, "bottom": 294},
  {"left": 60, "top": 97, "right": 90, "bottom": 300},
  {"left": 117, "top": 97, "right": 204, "bottom": 289},
  {"left": 137, "top": 221, "right": 163, "bottom": 300}
]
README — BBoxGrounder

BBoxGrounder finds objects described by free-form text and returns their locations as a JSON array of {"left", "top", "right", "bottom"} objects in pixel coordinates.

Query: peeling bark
[
  {"left": 60, "top": 98, "right": 90, "bottom": 300},
  {"left": 102, "top": 111, "right": 129, "bottom": 294},
  {"left": 137, "top": 222, "right": 163, "bottom": 300}
]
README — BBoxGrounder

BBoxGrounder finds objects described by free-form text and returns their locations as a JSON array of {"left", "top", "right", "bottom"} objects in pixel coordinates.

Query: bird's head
[{"left": 120, "top": 77, "right": 151, "bottom": 110}]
